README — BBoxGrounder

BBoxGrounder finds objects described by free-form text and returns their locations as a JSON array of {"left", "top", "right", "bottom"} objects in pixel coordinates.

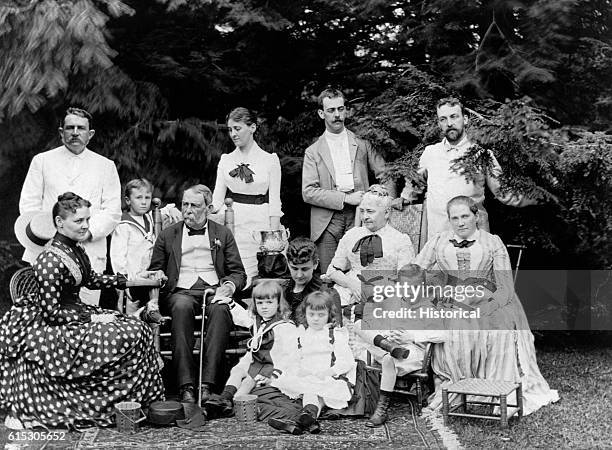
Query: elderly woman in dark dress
[{"left": 0, "top": 192, "right": 164, "bottom": 429}]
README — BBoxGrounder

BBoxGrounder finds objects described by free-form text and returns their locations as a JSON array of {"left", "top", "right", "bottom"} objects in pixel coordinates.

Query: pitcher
[{"left": 251, "top": 229, "right": 291, "bottom": 254}]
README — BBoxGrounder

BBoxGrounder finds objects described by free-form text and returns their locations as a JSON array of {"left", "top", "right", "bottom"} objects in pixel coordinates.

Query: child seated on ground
[
  {"left": 284, "top": 237, "right": 342, "bottom": 325},
  {"left": 204, "top": 280, "right": 297, "bottom": 418},
  {"left": 110, "top": 178, "right": 160, "bottom": 317},
  {"left": 269, "top": 291, "right": 356, "bottom": 435}
]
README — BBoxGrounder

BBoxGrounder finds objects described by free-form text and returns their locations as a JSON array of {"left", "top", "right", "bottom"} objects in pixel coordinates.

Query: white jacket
[{"left": 19, "top": 145, "right": 121, "bottom": 272}]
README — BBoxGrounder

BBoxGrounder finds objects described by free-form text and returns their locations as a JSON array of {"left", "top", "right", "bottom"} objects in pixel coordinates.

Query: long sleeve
[
  {"left": 326, "top": 232, "right": 353, "bottom": 275},
  {"left": 400, "top": 149, "right": 429, "bottom": 201},
  {"left": 302, "top": 147, "right": 345, "bottom": 210},
  {"left": 413, "top": 234, "right": 443, "bottom": 270},
  {"left": 34, "top": 254, "right": 88, "bottom": 325},
  {"left": 396, "top": 234, "right": 416, "bottom": 270},
  {"left": 148, "top": 229, "right": 169, "bottom": 272},
  {"left": 488, "top": 234, "right": 516, "bottom": 313},
  {"left": 397, "top": 329, "right": 447, "bottom": 345},
  {"left": 486, "top": 151, "right": 537, "bottom": 207},
  {"left": 268, "top": 323, "right": 299, "bottom": 376},
  {"left": 218, "top": 228, "right": 247, "bottom": 291},
  {"left": 84, "top": 271, "right": 126, "bottom": 291},
  {"left": 87, "top": 160, "right": 121, "bottom": 242},
  {"left": 267, "top": 153, "right": 283, "bottom": 217},
  {"left": 19, "top": 154, "right": 44, "bottom": 213},
  {"left": 211, "top": 155, "right": 228, "bottom": 213},
  {"left": 110, "top": 223, "right": 130, "bottom": 276},
  {"left": 230, "top": 303, "right": 254, "bottom": 329},
  {"left": 330, "top": 327, "right": 356, "bottom": 378}
]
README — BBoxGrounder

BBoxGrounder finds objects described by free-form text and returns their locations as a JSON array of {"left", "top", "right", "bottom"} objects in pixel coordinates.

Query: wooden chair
[
  {"left": 388, "top": 202, "right": 427, "bottom": 255},
  {"left": 9, "top": 266, "right": 37, "bottom": 303},
  {"left": 365, "top": 343, "right": 434, "bottom": 416}
]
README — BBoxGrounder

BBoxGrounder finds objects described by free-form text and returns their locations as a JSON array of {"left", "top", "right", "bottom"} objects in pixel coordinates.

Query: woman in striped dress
[{"left": 412, "top": 195, "right": 558, "bottom": 415}]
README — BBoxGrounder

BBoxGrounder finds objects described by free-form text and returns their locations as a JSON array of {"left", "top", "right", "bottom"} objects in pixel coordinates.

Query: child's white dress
[{"left": 272, "top": 325, "right": 356, "bottom": 410}]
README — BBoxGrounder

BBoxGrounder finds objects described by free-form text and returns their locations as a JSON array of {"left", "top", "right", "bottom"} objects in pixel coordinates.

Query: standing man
[
  {"left": 148, "top": 184, "right": 247, "bottom": 404},
  {"left": 403, "top": 97, "right": 537, "bottom": 239},
  {"left": 19, "top": 107, "right": 121, "bottom": 306},
  {"left": 302, "top": 88, "right": 394, "bottom": 273}
]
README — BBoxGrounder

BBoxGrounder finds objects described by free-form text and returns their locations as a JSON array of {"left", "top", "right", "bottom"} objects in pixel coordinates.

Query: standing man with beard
[
  {"left": 19, "top": 107, "right": 121, "bottom": 306},
  {"left": 407, "top": 97, "right": 537, "bottom": 239},
  {"left": 302, "top": 88, "right": 394, "bottom": 273}
]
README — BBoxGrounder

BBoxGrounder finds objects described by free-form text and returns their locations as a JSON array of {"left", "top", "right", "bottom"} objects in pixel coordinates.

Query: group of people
[{"left": 0, "top": 89, "right": 558, "bottom": 433}]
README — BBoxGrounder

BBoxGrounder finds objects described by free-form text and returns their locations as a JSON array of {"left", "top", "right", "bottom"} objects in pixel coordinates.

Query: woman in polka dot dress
[{"left": 0, "top": 193, "right": 164, "bottom": 429}]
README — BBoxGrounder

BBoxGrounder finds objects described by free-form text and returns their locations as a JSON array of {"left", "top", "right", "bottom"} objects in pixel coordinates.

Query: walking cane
[
  {"left": 149, "top": 198, "right": 163, "bottom": 353},
  {"left": 506, "top": 244, "right": 527, "bottom": 286}
]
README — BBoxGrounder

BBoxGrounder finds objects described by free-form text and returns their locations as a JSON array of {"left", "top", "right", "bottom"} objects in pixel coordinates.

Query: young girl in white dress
[
  {"left": 270, "top": 291, "right": 356, "bottom": 434},
  {"left": 204, "top": 280, "right": 297, "bottom": 419}
]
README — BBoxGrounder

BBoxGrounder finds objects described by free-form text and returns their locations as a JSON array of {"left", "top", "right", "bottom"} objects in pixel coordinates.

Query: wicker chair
[{"left": 9, "top": 266, "right": 37, "bottom": 303}]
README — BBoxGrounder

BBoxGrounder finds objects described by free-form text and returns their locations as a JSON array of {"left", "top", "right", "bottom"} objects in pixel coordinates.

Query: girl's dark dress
[{"left": 0, "top": 234, "right": 164, "bottom": 427}]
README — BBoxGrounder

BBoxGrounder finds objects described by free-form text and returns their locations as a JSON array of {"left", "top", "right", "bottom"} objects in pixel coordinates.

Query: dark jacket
[{"left": 148, "top": 219, "right": 247, "bottom": 302}]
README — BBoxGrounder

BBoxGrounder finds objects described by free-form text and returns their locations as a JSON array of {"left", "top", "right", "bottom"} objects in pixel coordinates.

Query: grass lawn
[{"left": 448, "top": 334, "right": 612, "bottom": 449}]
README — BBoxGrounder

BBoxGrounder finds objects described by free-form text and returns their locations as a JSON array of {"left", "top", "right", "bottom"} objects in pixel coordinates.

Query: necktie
[
  {"left": 449, "top": 239, "right": 475, "bottom": 248},
  {"left": 229, "top": 163, "right": 255, "bottom": 183},
  {"left": 187, "top": 226, "right": 206, "bottom": 236},
  {"left": 352, "top": 234, "right": 383, "bottom": 267}
]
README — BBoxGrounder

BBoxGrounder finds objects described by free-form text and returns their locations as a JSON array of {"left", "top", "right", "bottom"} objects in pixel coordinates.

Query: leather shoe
[
  {"left": 199, "top": 384, "right": 212, "bottom": 404},
  {"left": 306, "top": 421, "right": 321, "bottom": 434},
  {"left": 179, "top": 385, "right": 196, "bottom": 404},
  {"left": 204, "top": 395, "right": 234, "bottom": 419},
  {"left": 268, "top": 418, "right": 303, "bottom": 435}
]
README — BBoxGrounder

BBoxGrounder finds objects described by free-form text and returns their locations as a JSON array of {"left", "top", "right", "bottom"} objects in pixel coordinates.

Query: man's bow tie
[
  {"left": 352, "top": 234, "right": 383, "bottom": 267},
  {"left": 229, "top": 163, "right": 255, "bottom": 183},
  {"left": 187, "top": 226, "right": 206, "bottom": 236},
  {"left": 449, "top": 239, "right": 475, "bottom": 248}
]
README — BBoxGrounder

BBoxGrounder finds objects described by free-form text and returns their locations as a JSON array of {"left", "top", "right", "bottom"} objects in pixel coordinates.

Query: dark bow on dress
[
  {"left": 449, "top": 239, "right": 475, "bottom": 248},
  {"left": 229, "top": 163, "right": 255, "bottom": 183},
  {"left": 352, "top": 234, "right": 383, "bottom": 267}
]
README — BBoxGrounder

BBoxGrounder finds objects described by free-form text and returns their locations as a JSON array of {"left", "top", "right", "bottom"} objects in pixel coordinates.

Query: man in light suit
[
  {"left": 149, "top": 184, "right": 247, "bottom": 404},
  {"left": 302, "top": 88, "right": 393, "bottom": 272},
  {"left": 19, "top": 107, "right": 121, "bottom": 306}
]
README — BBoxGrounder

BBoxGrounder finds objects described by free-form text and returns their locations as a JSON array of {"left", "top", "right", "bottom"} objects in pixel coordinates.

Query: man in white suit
[{"left": 19, "top": 107, "right": 121, "bottom": 305}]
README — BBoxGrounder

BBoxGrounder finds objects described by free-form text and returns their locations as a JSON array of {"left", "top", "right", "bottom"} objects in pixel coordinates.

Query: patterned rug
[{"left": 0, "top": 400, "right": 448, "bottom": 449}]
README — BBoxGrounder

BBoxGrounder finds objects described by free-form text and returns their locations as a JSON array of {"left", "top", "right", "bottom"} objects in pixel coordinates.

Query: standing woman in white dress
[{"left": 211, "top": 107, "right": 283, "bottom": 284}]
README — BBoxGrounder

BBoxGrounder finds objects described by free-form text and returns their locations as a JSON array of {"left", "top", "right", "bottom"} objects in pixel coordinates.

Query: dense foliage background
[{"left": 0, "top": 0, "right": 610, "bottom": 278}]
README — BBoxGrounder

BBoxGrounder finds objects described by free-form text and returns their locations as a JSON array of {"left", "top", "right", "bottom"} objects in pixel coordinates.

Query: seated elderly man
[
  {"left": 326, "top": 185, "right": 444, "bottom": 427},
  {"left": 149, "top": 184, "right": 247, "bottom": 404}
]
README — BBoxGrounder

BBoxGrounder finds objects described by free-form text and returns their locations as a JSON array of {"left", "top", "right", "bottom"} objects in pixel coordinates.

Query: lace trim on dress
[{"left": 46, "top": 244, "right": 82, "bottom": 286}]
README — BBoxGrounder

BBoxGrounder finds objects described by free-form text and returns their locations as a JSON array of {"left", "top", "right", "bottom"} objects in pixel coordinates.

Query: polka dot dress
[{"left": 0, "top": 235, "right": 164, "bottom": 428}]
